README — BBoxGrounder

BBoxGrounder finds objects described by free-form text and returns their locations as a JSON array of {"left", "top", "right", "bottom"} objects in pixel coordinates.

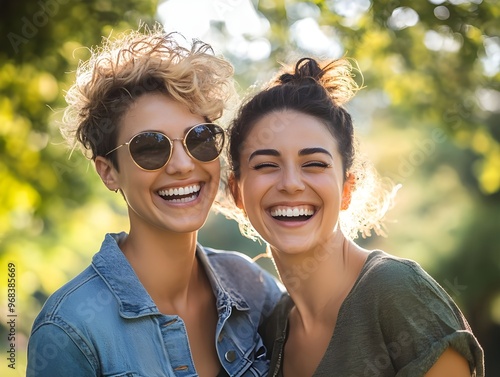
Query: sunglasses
[{"left": 105, "top": 123, "right": 225, "bottom": 171}]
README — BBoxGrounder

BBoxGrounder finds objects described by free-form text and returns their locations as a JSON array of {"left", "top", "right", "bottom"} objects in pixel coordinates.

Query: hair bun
[
  {"left": 277, "top": 58, "right": 322, "bottom": 85},
  {"left": 278, "top": 72, "right": 296, "bottom": 84},
  {"left": 275, "top": 57, "right": 360, "bottom": 106},
  {"left": 295, "top": 57, "right": 324, "bottom": 80}
]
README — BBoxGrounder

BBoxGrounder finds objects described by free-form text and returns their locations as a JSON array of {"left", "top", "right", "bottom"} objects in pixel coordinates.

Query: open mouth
[
  {"left": 270, "top": 206, "right": 315, "bottom": 222},
  {"left": 157, "top": 184, "right": 201, "bottom": 203}
]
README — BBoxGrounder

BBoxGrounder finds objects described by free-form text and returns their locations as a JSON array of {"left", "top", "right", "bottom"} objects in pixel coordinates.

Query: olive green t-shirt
[{"left": 263, "top": 250, "right": 484, "bottom": 377}]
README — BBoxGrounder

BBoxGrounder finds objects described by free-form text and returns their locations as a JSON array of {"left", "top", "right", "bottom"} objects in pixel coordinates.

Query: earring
[{"left": 114, "top": 189, "right": 119, "bottom": 193}]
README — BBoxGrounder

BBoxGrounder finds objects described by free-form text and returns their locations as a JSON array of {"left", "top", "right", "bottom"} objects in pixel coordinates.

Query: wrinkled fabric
[
  {"left": 28, "top": 232, "right": 284, "bottom": 377},
  {"left": 264, "top": 250, "right": 484, "bottom": 377}
]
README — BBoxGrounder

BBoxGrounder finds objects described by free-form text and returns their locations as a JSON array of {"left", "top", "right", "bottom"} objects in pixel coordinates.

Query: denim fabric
[{"left": 27, "top": 232, "right": 284, "bottom": 377}]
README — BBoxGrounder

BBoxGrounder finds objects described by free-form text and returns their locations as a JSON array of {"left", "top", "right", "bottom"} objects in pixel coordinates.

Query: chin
[
  {"left": 167, "top": 217, "right": 210, "bottom": 234},
  {"left": 268, "top": 241, "right": 310, "bottom": 256},
  {"left": 272, "top": 235, "right": 318, "bottom": 252}
]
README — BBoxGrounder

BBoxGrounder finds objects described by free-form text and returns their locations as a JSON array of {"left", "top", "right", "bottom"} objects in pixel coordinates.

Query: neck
[
  {"left": 121, "top": 220, "right": 201, "bottom": 312},
  {"left": 271, "top": 231, "right": 368, "bottom": 329}
]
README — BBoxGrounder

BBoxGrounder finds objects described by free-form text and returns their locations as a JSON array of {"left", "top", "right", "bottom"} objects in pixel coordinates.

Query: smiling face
[
  {"left": 234, "top": 110, "right": 351, "bottom": 255},
  {"left": 96, "top": 92, "right": 221, "bottom": 235}
]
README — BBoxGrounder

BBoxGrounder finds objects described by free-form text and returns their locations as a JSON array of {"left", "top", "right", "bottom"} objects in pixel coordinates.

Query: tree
[{"left": 0, "top": 1, "right": 157, "bottom": 374}]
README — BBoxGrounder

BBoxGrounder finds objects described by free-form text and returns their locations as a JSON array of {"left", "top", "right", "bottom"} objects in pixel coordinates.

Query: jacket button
[{"left": 225, "top": 350, "right": 236, "bottom": 363}]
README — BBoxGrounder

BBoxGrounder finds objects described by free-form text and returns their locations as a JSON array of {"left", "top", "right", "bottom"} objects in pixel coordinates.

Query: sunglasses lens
[
  {"left": 185, "top": 124, "right": 224, "bottom": 162},
  {"left": 129, "top": 132, "right": 171, "bottom": 170}
]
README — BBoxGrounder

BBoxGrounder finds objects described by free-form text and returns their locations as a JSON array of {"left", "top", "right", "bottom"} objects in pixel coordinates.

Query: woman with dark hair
[{"left": 222, "top": 57, "right": 484, "bottom": 376}]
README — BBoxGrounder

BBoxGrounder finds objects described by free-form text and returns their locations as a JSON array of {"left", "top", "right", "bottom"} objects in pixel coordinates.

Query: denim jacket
[{"left": 27, "top": 233, "right": 284, "bottom": 377}]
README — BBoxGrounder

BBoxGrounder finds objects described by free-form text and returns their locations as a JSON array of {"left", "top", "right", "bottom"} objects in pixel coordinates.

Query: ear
[
  {"left": 341, "top": 173, "right": 355, "bottom": 211},
  {"left": 228, "top": 173, "right": 244, "bottom": 210},
  {"left": 95, "top": 156, "right": 120, "bottom": 192}
]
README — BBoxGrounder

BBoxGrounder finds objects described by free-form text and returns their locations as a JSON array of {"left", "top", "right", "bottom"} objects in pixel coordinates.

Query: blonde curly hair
[
  {"left": 215, "top": 57, "right": 398, "bottom": 240},
  {"left": 61, "top": 25, "right": 235, "bottom": 168}
]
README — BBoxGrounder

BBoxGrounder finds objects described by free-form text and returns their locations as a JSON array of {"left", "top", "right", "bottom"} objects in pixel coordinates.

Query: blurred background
[{"left": 1, "top": 0, "right": 498, "bottom": 375}]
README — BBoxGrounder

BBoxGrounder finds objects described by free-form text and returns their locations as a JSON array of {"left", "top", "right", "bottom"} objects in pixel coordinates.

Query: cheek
[
  {"left": 239, "top": 174, "right": 269, "bottom": 202},
  {"left": 204, "top": 163, "right": 221, "bottom": 198},
  {"left": 204, "top": 159, "right": 221, "bottom": 179},
  {"left": 120, "top": 169, "right": 150, "bottom": 189},
  {"left": 211, "top": 165, "right": 221, "bottom": 182},
  {"left": 237, "top": 189, "right": 259, "bottom": 219},
  {"left": 239, "top": 184, "right": 255, "bottom": 208}
]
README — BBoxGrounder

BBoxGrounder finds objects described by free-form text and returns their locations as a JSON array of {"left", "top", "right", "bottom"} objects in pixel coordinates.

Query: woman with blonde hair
[
  {"left": 27, "top": 27, "right": 283, "bottom": 377},
  {"left": 223, "top": 57, "right": 484, "bottom": 376}
]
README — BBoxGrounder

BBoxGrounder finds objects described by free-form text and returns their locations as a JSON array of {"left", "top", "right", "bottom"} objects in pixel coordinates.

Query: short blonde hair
[{"left": 61, "top": 25, "right": 235, "bottom": 167}]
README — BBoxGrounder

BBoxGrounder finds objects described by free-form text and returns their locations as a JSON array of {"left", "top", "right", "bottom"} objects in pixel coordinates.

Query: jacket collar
[
  {"left": 196, "top": 246, "right": 250, "bottom": 312},
  {"left": 92, "top": 232, "right": 249, "bottom": 318}
]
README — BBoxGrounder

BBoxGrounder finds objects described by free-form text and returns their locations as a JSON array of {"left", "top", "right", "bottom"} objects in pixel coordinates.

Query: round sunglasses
[{"left": 105, "top": 123, "right": 225, "bottom": 171}]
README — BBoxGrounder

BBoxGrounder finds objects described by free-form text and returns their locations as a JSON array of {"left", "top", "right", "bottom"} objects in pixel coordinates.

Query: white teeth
[
  {"left": 158, "top": 184, "right": 201, "bottom": 198},
  {"left": 270, "top": 207, "right": 315, "bottom": 217},
  {"left": 170, "top": 194, "right": 197, "bottom": 203}
]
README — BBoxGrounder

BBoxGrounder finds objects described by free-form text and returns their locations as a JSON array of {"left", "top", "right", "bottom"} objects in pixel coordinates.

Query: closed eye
[
  {"left": 303, "top": 161, "right": 331, "bottom": 169},
  {"left": 252, "top": 162, "right": 279, "bottom": 170}
]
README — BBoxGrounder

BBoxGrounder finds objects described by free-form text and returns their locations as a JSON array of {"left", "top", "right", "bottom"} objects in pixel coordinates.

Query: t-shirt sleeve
[
  {"left": 373, "top": 257, "right": 484, "bottom": 376},
  {"left": 27, "top": 323, "right": 96, "bottom": 377}
]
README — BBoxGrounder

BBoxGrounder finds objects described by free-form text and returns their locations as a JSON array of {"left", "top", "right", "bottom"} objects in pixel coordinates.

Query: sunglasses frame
[{"left": 105, "top": 123, "right": 225, "bottom": 171}]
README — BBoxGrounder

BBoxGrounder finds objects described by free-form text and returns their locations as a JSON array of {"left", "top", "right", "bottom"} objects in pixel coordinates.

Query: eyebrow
[
  {"left": 248, "top": 149, "right": 280, "bottom": 161},
  {"left": 248, "top": 147, "right": 332, "bottom": 162},
  {"left": 299, "top": 147, "right": 333, "bottom": 158}
]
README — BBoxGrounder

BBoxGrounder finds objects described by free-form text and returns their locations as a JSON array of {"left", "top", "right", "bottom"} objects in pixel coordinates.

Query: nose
[
  {"left": 164, "top": 139, "right": 195, "bottom": 175},
  {"left": 276, "top": 165, "right": 305, "bottom": 193}
]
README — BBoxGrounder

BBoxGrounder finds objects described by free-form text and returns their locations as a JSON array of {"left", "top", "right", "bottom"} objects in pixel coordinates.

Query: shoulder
[
  {"left": 356, "top": 252, "right": 485, "bottom": 376},
  {"left": 357, "top": 250, "right": 471, "bottom": 333},
  {"left": 359, "top": 250, "right": 444, "bottom": 297},
  {"left": 28, "top": 266, "right": 105, "bottom": 375},
  {"left": 360, "top": 251, "right": 467, "bottom": 316},
  {"left": 31, "top": 265, "right": 110, "bottom": 333},
  {"left": 362, "top": 250, "right": 425, "bottom": 279},
  {"left": 27, "top": 323, "right": 96, "bottom": 376}
]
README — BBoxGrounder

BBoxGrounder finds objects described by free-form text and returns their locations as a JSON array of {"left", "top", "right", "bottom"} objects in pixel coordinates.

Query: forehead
[
  {"left": 118, "top": 92, "right": 204, "bottom": 139},
  {"left": 243, "top": 110, "right": 338, "bottom": 151}
]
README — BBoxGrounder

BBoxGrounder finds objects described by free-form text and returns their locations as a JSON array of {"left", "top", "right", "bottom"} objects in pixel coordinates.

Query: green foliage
[{"left": 0, "top": 1, "right": 157, "bottom": 374}]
